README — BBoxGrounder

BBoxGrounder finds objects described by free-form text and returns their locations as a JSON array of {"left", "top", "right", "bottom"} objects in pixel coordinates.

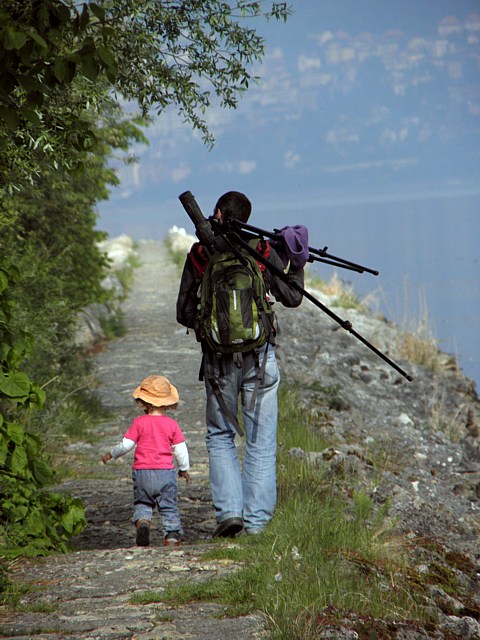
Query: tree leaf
[
  {"left": 97, "top": 46, "right": 116, "bottom": 68},
  {"left": 80, "top": 4, "right": 90, "bottom": 30},
  {"left": 53, "top": 57, "right": 67, "bottom": 83},
  {"left": 18, "top": 75, "right": 43, "bottom": 92},
  {"left": 25, "top": 509, "right": 46, "bottom": 535},
  {"left": 61, "top": 502, "right": 86, "bottom": 534},
  {"left": 10, "top": 444, "right": 29, "bottom": 475},
  {"left": 23, "top": 432, "right": 39, "bottom": 460},
  {"left": 4, "top": 26, "right": 27, "bottom": 50},
  {"left": 81, "top": 59, "right": 99, "bottom": 81},
  {"left": 6, "top": 422, "right": 25, "bottom": 446},
  {"left": 20, "top": 105, "right": 42, "bottom": 125},
  {"left": 0, "top": 105, "right": 20, "bottom": 131},
  {"left": 0, "top": 270, "right": 8, "bottom": 293},
  {"left": 28, "top": 385, "right": 46, "bottom": 410},
  {"left": 90, "top": 3, "right": 106, "bottom": 23},
  {"left": 28, "top": 30, "right": 48, "bottom": 50},
  {"left": 0, "top": 436, "right": 8, "bottom": 465},
  {"left": 32, "top": 459, "right": 53, "bottom": 485},
  {"left": 0, "top": 372, "right": 31, "bottom": 399},
  {"left": 10, "top": 504, "right": 29, "bottom": 523}
]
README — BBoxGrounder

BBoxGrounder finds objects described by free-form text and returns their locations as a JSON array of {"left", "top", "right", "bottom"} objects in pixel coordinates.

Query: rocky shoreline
[{"left": 276, "top": 278, "right": 480, "bottom": 560}]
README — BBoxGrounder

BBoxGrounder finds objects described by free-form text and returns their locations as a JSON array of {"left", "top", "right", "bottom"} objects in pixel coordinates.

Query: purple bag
[{"left": 273, "top": 225, "right": 310, "bottom": 269}]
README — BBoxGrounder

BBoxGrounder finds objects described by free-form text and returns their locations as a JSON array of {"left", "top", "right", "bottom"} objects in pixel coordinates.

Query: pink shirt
[{"left": 124, "top": 414, "right": 185, "bottom": 470}]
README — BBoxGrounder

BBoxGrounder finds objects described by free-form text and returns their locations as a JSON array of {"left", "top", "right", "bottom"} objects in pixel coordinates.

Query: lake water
[
  {"left": 98, "top": 190, "right": 480, "bottom": 390},
  {"left": 272, "top": 192, "right": 480, "bottom": 390}
]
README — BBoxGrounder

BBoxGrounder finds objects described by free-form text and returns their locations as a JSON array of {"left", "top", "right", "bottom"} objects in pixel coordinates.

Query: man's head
[{"left": 214, "top": 191, "right": 252, "bottom": 223}]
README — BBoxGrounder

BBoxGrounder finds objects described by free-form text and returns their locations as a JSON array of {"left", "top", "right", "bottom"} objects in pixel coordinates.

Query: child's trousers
[{"left": 131, "top": 468, "right": 183, "bottom": 536}]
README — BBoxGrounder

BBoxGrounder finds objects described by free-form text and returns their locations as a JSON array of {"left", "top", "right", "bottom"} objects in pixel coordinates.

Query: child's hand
[
  {"left": 102, "top": 452, "right": 112, "bottom": 464},
  {"left": 178, "top": 470, "right": 190, "bottom": 484}
]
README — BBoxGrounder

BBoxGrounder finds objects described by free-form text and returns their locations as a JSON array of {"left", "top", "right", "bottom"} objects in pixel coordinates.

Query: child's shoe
[
  {"left": 135, "top": 519, "right": 150, "bottom": 547},
  {"left": 163, "top": 530, "right": 181, "bottom": 547}
]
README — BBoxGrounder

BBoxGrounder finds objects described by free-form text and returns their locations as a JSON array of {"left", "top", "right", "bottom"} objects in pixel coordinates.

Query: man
[{"left": 176, "top": 191, "right": 304, "bottom": 537}]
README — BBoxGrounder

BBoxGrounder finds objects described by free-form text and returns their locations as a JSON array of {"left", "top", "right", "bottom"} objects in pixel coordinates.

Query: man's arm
[
  {"left": 176, "top": 255, "right": 200, "bottom": 328},
  {"left": 266, "top": 246, "right": 304, "bottom": 308}
]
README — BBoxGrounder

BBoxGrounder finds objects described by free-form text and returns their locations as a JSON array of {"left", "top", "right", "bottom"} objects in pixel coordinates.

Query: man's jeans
[
  {"left": 132, "top": 468, "right": 183, "bottom": 536},
  {"left": 204, "top": 343, "right": 280, "bottom": 533}
]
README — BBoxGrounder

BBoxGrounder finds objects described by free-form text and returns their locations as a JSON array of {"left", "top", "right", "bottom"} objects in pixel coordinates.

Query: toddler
[{"left": 102, "top": 375, "right": 190, "bottom": 547}]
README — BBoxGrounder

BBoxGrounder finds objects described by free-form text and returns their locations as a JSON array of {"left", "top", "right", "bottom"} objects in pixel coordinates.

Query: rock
[
  {"left": 74, "top": 235, "right": 138, "bottom": 347},
  {"left": 439, "top": 615, "right": 480, "bottom": 639},
  {"left": 168, "top": 225, "right": 195, "bottom": 254},
  {"left": 97, "top": 234, "right": 137, "bottom": 270}
]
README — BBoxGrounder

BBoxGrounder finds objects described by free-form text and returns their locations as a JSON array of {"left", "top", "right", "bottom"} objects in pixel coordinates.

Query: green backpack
[{"left": 196, "top": 242, "right": 274, "bottom": 355}]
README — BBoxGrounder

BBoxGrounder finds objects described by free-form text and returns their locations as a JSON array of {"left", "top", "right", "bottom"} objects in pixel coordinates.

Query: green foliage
[
  {"left": 276, "top": 384, "right": 330, "bottom": 457},
  {"left": 0, "top": 0, "right": 291, "bottom": 588},
  {"left": 0, "top": 265, "right": 87, "bottom": 562},
  {"left": 0, "top": 93, "right": 143, "bottom": 451},
  {"left": 0, "top": 472, "right": 87, "bottom": 558},
  {"left": 0, "top": 0, "right": 125, "bottom": 185},
  {"left": 0, "top": 1, "right": 290, "bottom": 193}
]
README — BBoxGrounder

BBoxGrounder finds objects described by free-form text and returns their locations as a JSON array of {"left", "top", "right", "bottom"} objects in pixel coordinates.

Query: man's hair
[{"left": 214, "top": 191, "right": 252, "bottom": 223}]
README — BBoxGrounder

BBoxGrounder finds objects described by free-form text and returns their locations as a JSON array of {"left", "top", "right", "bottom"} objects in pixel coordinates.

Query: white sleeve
[
  {"left": 110, "top": 437, "right": 136, "bottom": 459},
  {"left": 172, "top": 441, "right": 190, "bottom": 470}
]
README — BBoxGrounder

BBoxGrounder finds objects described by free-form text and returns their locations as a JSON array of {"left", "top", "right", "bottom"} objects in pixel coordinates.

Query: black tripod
[
  {"left": 178, "top": 190, "right": 413, "bottom": 382},
  {"left": 232, "top": 220, "right": 379, "bottom": 275}
]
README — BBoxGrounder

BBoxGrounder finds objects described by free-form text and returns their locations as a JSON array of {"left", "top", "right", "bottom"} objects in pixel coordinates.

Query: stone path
[
  {"left": 0, "top": 241, "right": 264, "bottom": 640},
  {"left": 3, "top": 239, "right": 480, "bottom": 639}
]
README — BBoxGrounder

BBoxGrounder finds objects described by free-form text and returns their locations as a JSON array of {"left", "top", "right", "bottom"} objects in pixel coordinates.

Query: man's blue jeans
[
  {"left": 204, "top": 343, "right": 280, "bottom": 533},
  {"left": 131, "top": 468, "right": 183, "bottom": 536}
]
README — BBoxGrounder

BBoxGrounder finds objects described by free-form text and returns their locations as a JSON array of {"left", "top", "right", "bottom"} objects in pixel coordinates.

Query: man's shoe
[
  {"left": 212, "top": 517, "right": 243, "bottom": 538},
  {"left": 135, "top": 519, "right": 150, "bottom": 547},
  {"left": 163, "top": 531, "right": 182, "bottom": 547}
]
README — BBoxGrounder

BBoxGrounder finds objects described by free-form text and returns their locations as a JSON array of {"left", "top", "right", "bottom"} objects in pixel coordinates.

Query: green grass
[
  {"left": 114, "top": 251, "right": 141, "bottom": 294},
  {"left": 129, "top": 383, "right": 427, "bottom": 638}
]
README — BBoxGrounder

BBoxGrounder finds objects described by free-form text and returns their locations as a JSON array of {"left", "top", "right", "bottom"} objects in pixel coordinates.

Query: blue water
[
  {"left": 277, "top": 193, "right": 480, "bottom": 389},
  {"left": 98, "top": 191, "right": 480, "bottom": 390}
]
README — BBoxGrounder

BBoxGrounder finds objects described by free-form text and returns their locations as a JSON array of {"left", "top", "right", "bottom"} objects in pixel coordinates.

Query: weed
[
  {"left": 99, "top": 308, "right": 127, "bottom": 340},
  {"left": 398, "top": 332, "right": 442, "bottom": 370},
  {"left": 154, "top": 612, "right": 175, "bottom": 623},
  {"left": 115, "top": 253, "right": 141, "bottom": 293},
  {"left": 303, "top": 380, "right": 350, "bottom": 412},
  {"left": 165, "top": 230, "right": 194, "bottom": 270},
  {"left": 390, "top": 282, "right": 459, "bottom": 374}
]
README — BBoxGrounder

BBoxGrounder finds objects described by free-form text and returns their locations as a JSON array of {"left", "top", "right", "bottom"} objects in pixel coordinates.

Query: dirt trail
[{"left": 0, "top": 241, "right": 265, "bottom": 640}]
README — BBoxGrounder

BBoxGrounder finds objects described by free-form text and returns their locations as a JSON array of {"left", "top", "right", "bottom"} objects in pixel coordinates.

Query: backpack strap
[
  {"left": 249, "top": 238, "right": 270, "bottom": 272},
  {"left": 198, "top": 353, "right": 205, "bottom": 381},
  {"left": 248, "top": 343, "right": 269, "bottom": 411},
  {"left": 204, "top": 354, "right": 245, "bottom": 437},
  {"left": 188, "top": 242, "right": 209, "bottom": 276},
  {"left": 232, "top": 352, "right": 243, "bottom": 369},
  {"left": 209, "top": 377, "right": 245, "bottom": 437}
]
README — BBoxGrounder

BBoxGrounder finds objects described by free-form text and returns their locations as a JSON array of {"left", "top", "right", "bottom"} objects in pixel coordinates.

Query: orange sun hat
[{"left": 132, "top": 376, "right": 179, "bottom": 407}]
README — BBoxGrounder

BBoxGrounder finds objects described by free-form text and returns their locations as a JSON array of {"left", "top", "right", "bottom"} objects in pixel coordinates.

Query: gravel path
[{"left": 0, "top": 241, "right": 265, "bottom": 640}]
